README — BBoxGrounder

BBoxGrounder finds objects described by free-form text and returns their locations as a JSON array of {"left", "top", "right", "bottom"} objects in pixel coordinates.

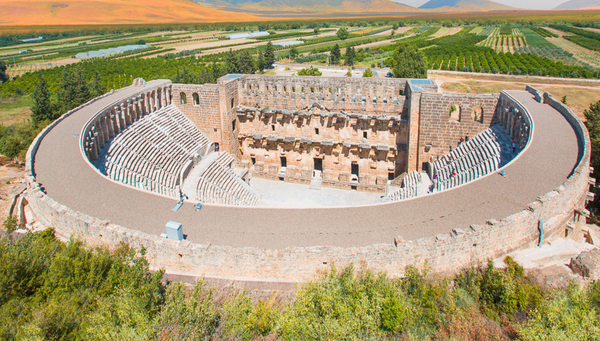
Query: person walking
[{"left": 511, "top": 139, "right": 516, "bottom": 153}]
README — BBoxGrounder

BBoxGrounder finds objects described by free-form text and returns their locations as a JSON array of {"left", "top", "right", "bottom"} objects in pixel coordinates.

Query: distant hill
[
  {"left": 553, "top": 0, "right": 600, "bottom": 9},
  {"left": 418, "top": 0, "right": 513, "bottom": 10},
  {"left": 0, "top": 0, "right": 255, "bottom": 26},
  {"left": 194, "top": 0, "right": 418, "bottom": 14}
]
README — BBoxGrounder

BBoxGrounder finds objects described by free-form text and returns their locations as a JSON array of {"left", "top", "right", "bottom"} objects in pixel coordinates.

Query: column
[
  {"left": 119, "top": 103, "right": 127, "bottom": 128},
  {"left": 112, "top": 107, "right": 122, "bottom": 135},
  {"left": 95, "top": 121, "right": 105, "bottom": 147},
  {"left": 125, "top": 101, "right": 132, "bottom": 125},
  {"left": 106, "top": 113, "right": 115, "bottom": 139}
]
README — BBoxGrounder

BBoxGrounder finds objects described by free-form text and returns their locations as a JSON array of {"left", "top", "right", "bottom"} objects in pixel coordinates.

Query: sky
[{"left": 393, "top": 0, "right": 568, "bottom": 9}]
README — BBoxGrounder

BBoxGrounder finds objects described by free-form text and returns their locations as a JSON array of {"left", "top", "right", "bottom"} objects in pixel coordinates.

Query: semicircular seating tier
[
  {"left": 194, "top": 152, "right": 261, "bottom": 206},
  {"left": 430, "top": 124, "right": 513, "bottom": 192},
  {"left": 383, "top": 124, "right": 514, "bottom": 202},
  {"left": 97, "top": 104, "right": 210, "bottom": 197},
  {"left": 96, "top": 104, "right": 260, "bottom": 206}
]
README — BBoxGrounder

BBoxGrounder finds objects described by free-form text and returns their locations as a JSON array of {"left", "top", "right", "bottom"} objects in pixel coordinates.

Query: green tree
[
  {"left": 363, "top": 68, "right": 373, "bottom": 77},
  {"left": 346, "top": 67, "right": 352, "bottom": 77},
  {"left": 314, "top": 27, "right": 320, "bottom": 35},
  {"left": 585, "top": 100, "right": 600, "bottom": 173},
  {"left": 389, "top": 43, "right": 427, "bottom": 79},
  {"left": 289, "top": 47, "right": 300, "bottom": 59},
  {"left": 337, "top": 27, "right": 349, "bottom": 40},
  {"left": 264, "top": 41, "right": 275, "bottom": 69},
  {"left": 393, "top": 23, "right": 399, "bottom": 30},
  {"left": 198, "top": 68, "right": 212, "bottom": 84},
  {"left": 88, "top": 71, "right": 105, "bottom": 98},
  {"left": 256, "top": 51, "right": 266, "bottom": 71},
  {"left": 330, "top": 44, "right": 341, "bottom": 64},
  {"left": 0, "top": 61, "right": 8, "bottom": 83},
  {"left": 238, "top": 50, "right": 255, "bottom": 74},
  {"left": 31, "top": 75, "right": 55, "bottom": 124},
  {"left": 58, "top": 66, "right": 91, "bottom": 112},
  {"left": 225, "top": 49, "right": 240, "bottom": 74},
  {"left": 297, "top": 66, "right": 322, "bottom": 76},
  {"left": 561, "top": 95, "right": 568, "bottom": 104},
  {"left": 345, "top": 46, "right": 356, "bottom": 66}
]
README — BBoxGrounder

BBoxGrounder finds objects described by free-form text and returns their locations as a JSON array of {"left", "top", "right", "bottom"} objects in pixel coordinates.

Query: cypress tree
[
  {"left": 31, "top": 75, "right": 55, "bottom": 124},
  {"left": 238, "top": 51, "right": 255, "bottom": 74},
  {"left": 331, "top": 44, "right": 341, "bottom": 64},
  {"left": 346, "top": 46, "right": 356, "bottom": 66},
  {"left": 58, "top": 66, "right": 91, "bottom": 112},
  {"left": 0, "top": 61, "right": 8, "bottom": 83},
  {"left": 256, "top": 51, "right": 266, "bottom": 71},
  {"left": 264, "top": 41, "right": 275, "bottom": 69}
]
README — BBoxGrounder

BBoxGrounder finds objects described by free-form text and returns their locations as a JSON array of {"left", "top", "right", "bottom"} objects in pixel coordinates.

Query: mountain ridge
[
  {"left": 0, "top": 0, "right": 256, "bottom": 26},
  {"left": 553, "top": 0, "right": 600, "bottom": 9},
  {"left": 194, "top": 0, "right": 419, "bottom": 13},
  {"left": 418, "top": 0, "right": 513, "bottom": 10}
]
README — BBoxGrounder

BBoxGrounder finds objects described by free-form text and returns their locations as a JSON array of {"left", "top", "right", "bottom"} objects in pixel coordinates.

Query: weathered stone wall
[
  {"left": 238, "top": 75, "right": 409, "bottom": 115},
  {"left": 237, "top": 109, "right": 406, "bottom": 191},
  {"left": 231, "top": 75, "right": 413, "bottom": 189},
  {"left": 172, "top": 83, "right": 221, "bottom": 147},
  {"left": 219, "top": 79, "right": 242, "bottom": 162},
  {"left": 416, "top": 92, "right": 499, "bottom": 170},
  {"left": 25, "top": 83, "right": 591, "bottom": 282}
]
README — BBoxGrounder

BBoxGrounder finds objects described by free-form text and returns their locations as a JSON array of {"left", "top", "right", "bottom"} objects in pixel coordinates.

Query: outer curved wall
[{"left": 24, "top": 84, "right": 590, "bottom": 282}]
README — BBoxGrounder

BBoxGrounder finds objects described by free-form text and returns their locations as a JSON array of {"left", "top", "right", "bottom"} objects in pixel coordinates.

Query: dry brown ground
[
  {"left": 433, "top": 74, "right": 600, "bottom": 118},
  {"left": 547, "top": 36, "right": 590, "bottom": 53},
  {"left": 0, "top": 157, "right": 26, "bottom": 232},
  {"left": 545, "top": 26, "right": 571, "bottom": 37}
]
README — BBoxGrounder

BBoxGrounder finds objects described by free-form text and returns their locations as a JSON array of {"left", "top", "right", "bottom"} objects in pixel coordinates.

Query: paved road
[{"left": 33, "top": 88, "right": 580, "bottom": 250}]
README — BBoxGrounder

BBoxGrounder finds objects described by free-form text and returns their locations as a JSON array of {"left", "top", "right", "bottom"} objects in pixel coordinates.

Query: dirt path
[{"left": 0, "top": 158, "right": 26, "bottom": 232}]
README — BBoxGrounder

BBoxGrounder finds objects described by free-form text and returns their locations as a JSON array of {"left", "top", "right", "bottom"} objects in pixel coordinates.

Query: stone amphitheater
[{"left": 23, "top": 74, "right": 592, "bottom": 283}]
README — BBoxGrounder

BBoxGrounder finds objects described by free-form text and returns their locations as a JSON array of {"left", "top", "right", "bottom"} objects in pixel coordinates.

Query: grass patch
[
  {"left": 0, "top": 96, "right": 32, "bottom": 125},
  {"left": 442, "top": 82, "right": 471, "bottom": 93},
  {"left": 535, "top": 85, "right": 600, "bottom": 117}
]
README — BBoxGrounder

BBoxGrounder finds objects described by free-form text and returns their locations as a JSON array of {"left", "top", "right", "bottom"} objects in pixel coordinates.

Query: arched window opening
[
  {"left": 472, "top": 106, "right": 483, "bottom": 123},
  {"left": 180, "top": 92, "right": 187, "bottom": 105},
  {"left": 449, "top": 104, "right": 460, "bottom": 121},
  {"left": 193, "top": 93, "right": 199, "bottom": 105}
]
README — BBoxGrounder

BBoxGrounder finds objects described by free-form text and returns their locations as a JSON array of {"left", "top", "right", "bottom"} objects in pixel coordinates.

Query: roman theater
[{"left": 23, "top": 73, "right": 592, "bottom": 282}]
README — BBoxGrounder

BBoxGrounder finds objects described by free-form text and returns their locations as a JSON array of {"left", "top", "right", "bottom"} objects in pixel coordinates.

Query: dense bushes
[
  {"left": 4, "top": 230, "right": 600, "bottom": 340},
  {"left": 550, "top": 24, "right": 600, "bottom": 42},
  {"left": 564, "top": 35, "right": 600, "bottom": 51}
]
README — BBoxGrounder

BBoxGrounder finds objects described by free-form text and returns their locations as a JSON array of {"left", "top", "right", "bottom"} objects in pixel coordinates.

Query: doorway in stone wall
[
  {"left": 351, "top": 162, "right": 359, "bottom": 182},
  {"left": 313, "top": 158, "right": 323, "bottom": 178}
]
